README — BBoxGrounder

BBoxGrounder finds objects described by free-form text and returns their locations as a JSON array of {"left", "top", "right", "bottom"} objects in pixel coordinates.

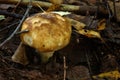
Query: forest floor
[{"left": 0, "top": 0, "right": 120, "bottom": 80}]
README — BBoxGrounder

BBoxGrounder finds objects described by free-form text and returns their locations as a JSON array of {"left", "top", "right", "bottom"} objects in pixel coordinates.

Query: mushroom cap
[{"left": 20, "top": 12, "right": 71, "bottom": 53}]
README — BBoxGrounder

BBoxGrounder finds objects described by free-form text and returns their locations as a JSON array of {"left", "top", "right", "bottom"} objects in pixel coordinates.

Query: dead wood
[
  {"left": 0, "top": 0, "right": 108, "bottom": 15},
  {"left": 0, "top": 10, "right": 23, "bottom": 18},
  {"left": 1, "top": 0, "right": 120, "bottom": 22}
]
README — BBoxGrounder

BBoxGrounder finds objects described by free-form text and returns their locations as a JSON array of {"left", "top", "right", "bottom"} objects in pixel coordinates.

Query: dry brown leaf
[
  {"left": 93, "top": 70, "right": 120, "bottom": 80},
  {"left": 76, "top": 29, "right": 101, "bottom": 39},
  {"left": 97, "top": 19, "right": 106, "bottom": 30}
]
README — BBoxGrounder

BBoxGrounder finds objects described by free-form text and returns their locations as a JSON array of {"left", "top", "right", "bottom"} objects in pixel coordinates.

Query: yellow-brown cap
[{"left": 20, "top": 12, "right": 71, "bottom": 53}]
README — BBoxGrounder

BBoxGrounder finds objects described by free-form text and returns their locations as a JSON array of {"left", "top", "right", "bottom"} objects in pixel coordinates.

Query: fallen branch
[
  {"left": 0, "top": 0, "right": 108, "bottom": 15},
  {"left": 1, "top": 0, "right": 120, "bottom": 22}
]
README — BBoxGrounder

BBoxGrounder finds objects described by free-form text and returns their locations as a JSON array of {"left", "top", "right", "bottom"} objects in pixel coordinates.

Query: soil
[
  {"left": 0, "top": 0, "right": 120, "bottom": 80},
  {"left": 0, "top": 34, "right": 120, "bottom": 80}
]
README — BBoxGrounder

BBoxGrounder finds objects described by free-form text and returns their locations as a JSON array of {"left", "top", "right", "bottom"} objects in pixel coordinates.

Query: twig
[
  {"left": 0, "top": 0, "right": 32, "bottom": 47},
  {"left": 0, "top": 0, "right": 108, "bottom": 15},
  {"left": 0, "top": 22, "right": 19, "bottom": 32},
  {"left": 12, "top": 0, "right": 22, "bottom": 12},
  {"left": 63, "top": 56, "right": 67, "bottom": 80},
  {"left": 15, "top": 29, "right": 29, "bottom": 35},
  {"left": 0, "top": 0, "right": 23, "bottom": 18},
  {"left": 113, "top": 0, "right": 117, "bottom": 20},
  {"left": 85, "top": 51, "right": 92, "bottom": 75},
  {"left": 0, "top": 10, "right": 23, "bottom": 18}
]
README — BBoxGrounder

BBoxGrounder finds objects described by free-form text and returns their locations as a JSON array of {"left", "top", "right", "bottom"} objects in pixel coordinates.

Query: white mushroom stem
[
  {"left": 12, "top": 42, "right": 29, "bottom": 65},
  {"left": 40, "top": 51, "right": 54, "bottom": 63}
]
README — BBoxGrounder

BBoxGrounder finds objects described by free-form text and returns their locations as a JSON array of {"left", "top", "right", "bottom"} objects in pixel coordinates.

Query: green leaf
[{"left": 0, "top": 15, "right": 5, "bottom": 20}]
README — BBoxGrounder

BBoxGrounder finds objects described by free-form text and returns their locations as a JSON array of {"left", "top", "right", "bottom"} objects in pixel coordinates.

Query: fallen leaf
[
  {"left": 97, "top": 19, "right": 106, "bottom": 30},
  {"left": 76, "top": 29, "right": 101, "bottom": 39},
  {"left": 0, "top": 15, "right": 5, "bottom": 20},
  {"left": 93, "top": 70, "right": 120, "bottom": 80}
]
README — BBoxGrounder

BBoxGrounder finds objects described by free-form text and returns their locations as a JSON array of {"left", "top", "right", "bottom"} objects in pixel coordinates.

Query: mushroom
[{"left": 12, "top": 12, "right": 72, "bottom": 65}]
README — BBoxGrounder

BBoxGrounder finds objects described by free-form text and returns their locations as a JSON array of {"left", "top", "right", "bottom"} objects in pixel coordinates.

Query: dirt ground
[
  {"left": 0, "top": 35, "right": 119, "bottom": 80},
  {"left": 0, "top": 0, "right": 120, "bottom": 80}
]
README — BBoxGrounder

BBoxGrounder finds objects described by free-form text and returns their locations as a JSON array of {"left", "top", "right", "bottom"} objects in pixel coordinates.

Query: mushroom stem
[
  {"left": 12, "top": 42, "right": 29, "bottom": 65},
  {"left": 40, "top": 52, "right": 54, "bottom": 63}
]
